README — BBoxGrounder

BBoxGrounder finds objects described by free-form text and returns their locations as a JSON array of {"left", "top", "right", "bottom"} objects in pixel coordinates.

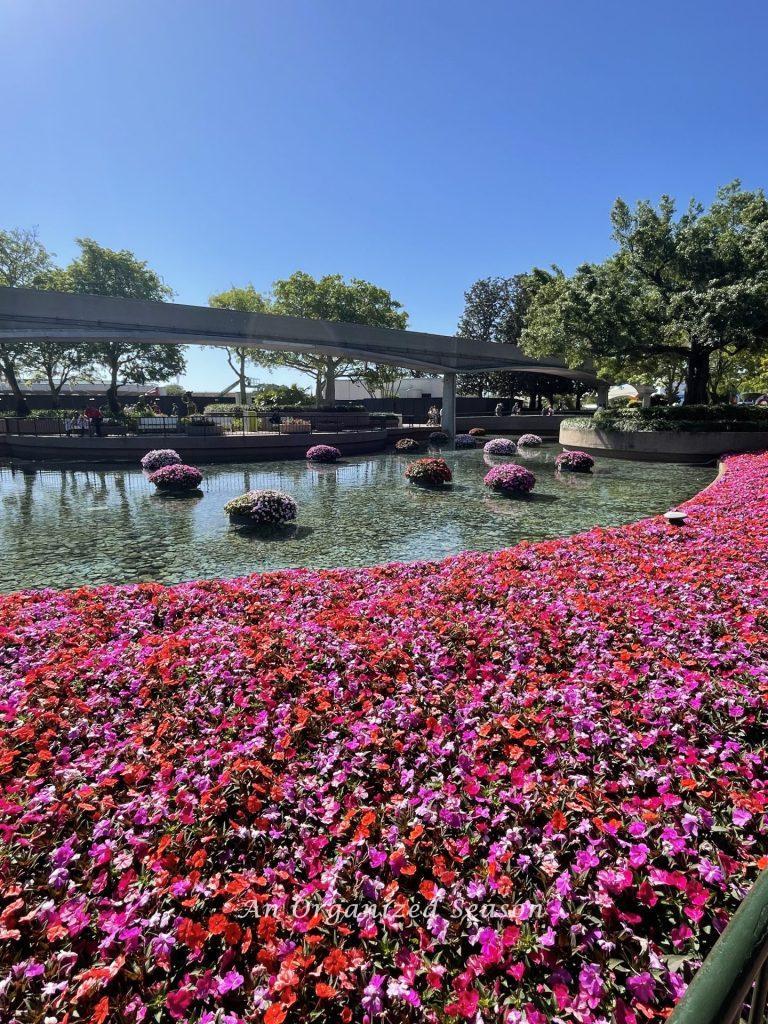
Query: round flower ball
[
  {"left": 405, "top": 457, "right": 453, "bottom": 487},
  {"left": 468, "top": 427, "right": 486, "bottom": 437},
  {"left": 224, "top": 489, "right": 298, "bottom": 526},
  {"left": 428, "top": 430, "right": 449, "bottom": 445},
  {"left": 483, "top": 437, "right": 517, "bottom": 457},
  {"left": 141, "top": 448, "right": 182, "bottom": 472},
  {"left": 484, "top": 463, "right": 535, "bottom": 496},
  {"left": 148, "top": 464, "right": 203, "bottom": 492},
  {"left": 556, "top": 450, "right": 595, "bottom": 473},
  {"left": 518, "top": 433, "right": 543, "bottom": 447},
  {"left": 454, "top": 433, "right": 477, "bottom": 449},
  {"left": 306, "top": 444, "right": 341, "bottom": 463},
  {"left": 395, "top": 437, "right": 420, "bottom": 452}
]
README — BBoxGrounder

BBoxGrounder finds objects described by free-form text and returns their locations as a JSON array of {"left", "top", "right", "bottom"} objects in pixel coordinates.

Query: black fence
[{"left": 1, "top": 412, "right": 388, "bottom": 439}]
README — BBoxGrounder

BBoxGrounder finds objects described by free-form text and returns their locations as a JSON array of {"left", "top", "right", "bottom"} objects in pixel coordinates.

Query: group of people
[{"left": 64, "top": 400, "right": 105, "bottom": 437}]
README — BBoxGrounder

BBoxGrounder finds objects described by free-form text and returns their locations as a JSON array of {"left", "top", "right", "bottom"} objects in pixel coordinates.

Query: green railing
[{"left": 670, "top": 870, "right": 768, "bottom": 1024}]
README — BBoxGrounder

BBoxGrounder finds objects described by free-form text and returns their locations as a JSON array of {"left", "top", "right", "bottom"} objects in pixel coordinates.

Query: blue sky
[{"left": 3, "top": 0, "right": 768, "bottom": 391}]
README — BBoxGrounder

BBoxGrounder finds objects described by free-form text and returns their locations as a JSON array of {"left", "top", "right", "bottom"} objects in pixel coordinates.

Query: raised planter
[{"left": 559, "top": 422, "right": 768, "bottom": 463}]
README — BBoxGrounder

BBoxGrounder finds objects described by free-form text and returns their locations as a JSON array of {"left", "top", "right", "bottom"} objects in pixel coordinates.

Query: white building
[{"left": 334, "top": 376, "right": 443, "bottom": 401}]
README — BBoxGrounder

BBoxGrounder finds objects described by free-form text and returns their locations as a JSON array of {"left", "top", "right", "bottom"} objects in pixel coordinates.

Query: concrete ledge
[
  {"left": 0, "top": 429, "right": 389, "bottom": 464},
  {"left": 559, "top": 423, "right": 768, "bottom": 463}
]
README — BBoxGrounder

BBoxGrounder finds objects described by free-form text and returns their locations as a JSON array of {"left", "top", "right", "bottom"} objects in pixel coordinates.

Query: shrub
[
  {"left": 141, "top": 448, "right": 183, "bottom": 471},
  {"left": 591, "top": 404, "right": 768, "bottom": 433},
  {"left": 454, "top": 433, "right": 477, "bottom": 449},
  {"left": 518, "top": 433, "right": 542, "bottom": 447},
  {"left": 428, "top": 430, "right": 449, "bottom": 445},
  {"left": 483, "top": 437, "right": 517, "bottom": 456},
  {"left": 148, "top": 464, "right": 203, "bottom": 491},
  {"left": 405, "top": 457, "right": 453, "bottom": 487},
  {"left": 395, "top": 437, "right": 420, "bottom": 452},
  {"left": 306, "top": 444, "right": 341, "bottom": 463},
  {"left": 484, "top": 463, "right": 536, "bottom": 495},
  {"left": 556, "top": 450, "right": 595, "bottom": 473},
  {"left": 468, "top": 427, "right": 487, "bottom": 436},
  {"left": 224, "top": 489, "right": 298, "bottom": 525}
]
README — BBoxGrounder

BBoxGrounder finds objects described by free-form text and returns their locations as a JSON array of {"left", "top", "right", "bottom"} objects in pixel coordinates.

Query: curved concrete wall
[
  {"left": 0, "top": 429, "right": 389, "bottom": 464},
  {"left": 559, "top": 423, "right": 768, "bottom": 463}
]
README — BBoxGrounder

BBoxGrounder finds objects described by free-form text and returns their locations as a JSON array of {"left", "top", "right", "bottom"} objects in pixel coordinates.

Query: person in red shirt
[{"left": 84, "top": 399, "right": 104, "bottom": 436}]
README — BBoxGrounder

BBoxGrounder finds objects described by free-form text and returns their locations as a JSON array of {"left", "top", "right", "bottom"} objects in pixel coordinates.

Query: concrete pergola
[{"left": 0, "top": 287, "right": 600, "bottom": 432}]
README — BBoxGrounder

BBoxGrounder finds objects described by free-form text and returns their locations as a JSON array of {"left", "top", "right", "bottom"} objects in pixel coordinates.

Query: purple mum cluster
[
  {"left": 484, "top": 437, "right": 518, "bottom": 456},
  {"left": 484, "top": 462, "right": 536, "bottom": 495},
  {"left": 148, "top": 463, "right": 203, "bottom": 491},
  {"left": 556, "top": 450, "right": 595, "bottom": 473},
  {"left": 140, "top": 449, "right": 182, "bottom": 472},
  {"left": 306, "top": 445, "right": 341, "bottom": 463},
  {"left": 518, "top": 433, "right": 543, "bottom": 447}
]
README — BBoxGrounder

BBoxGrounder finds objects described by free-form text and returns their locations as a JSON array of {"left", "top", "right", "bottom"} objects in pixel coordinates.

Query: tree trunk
[
  {"left": 685, "top": 345, "right": 710, "bottom": 405},
  {"left": 314, "top": 375, "right": 324, "bottom": 407},
  {"left": 324, "top": 356, "right": 336, "bottom": 404},
  {"left": 0, "top": 350, "right": 30, "bottom": 416},
  {"left": 46, "top": 371, "right": 61, "bottom": 410},
  {"left": 106, "top": 363, "right": 121, "bottom": 415},
  {"left": 238, "top": 351, "right": 247, "bottom": 406}
]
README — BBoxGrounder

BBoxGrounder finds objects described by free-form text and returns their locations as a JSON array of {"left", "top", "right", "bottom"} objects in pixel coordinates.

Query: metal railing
[
  {"left": 670, "top": 870, "right": 768, "bottom": 1024},
  {"left": 1, "top": 412, "right": 388, "bottom": 438}
]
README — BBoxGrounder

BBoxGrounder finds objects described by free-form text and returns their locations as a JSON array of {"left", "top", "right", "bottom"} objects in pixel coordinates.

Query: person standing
[{"left": 84, "top": 399, "right": 104, "bottom": 436}]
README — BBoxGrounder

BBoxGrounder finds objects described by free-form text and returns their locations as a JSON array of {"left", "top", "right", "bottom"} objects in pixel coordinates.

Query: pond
[{"left": 0, "top": 445, "right": 715, "bottom": 592}]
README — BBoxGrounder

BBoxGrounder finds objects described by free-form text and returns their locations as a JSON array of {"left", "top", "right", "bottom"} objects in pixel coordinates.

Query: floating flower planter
[
  {"left": 555, "top": 449, "right": 595, "bottom": 473},
  {"left": 468, "top": 427, "right": 487, "bottom": 436},
  {"left": 140, "top": 448, "right": 182, "bottom": 472},
  {"left": 454, "top": 433, "right": 477, "bottom": 449},
  {"left": 148, "top": 463, "right": 203, "bottom": 493},
  {"left": 395, "top": 437, "right": 420, "bottom": 452},
  {"left": 483, "top": 437, "right": 517, "bottom": 456},
  {"left": 518, "top": 433, "right": 543, "bottom": 447},
  {"left": 484, "top": 463, "right": 536, "bottom": 496},
  {"left": 428, "top": 430, "right": 449, "bottom": 446},
  {"left": 404, "top": 456, "right": 453, "bottom": 487},
  {"left": 224, "top": 489, "right": 298, "bottom": 526},
  {"left": 306, "top": 444, "right": 341, "bottom": 463}
]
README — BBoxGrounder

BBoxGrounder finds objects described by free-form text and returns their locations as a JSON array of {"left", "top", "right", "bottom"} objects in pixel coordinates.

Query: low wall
[
  {"left": 559, "top": 422, "right": 768, "bottom": 463},
  {"left": 0, "top": 430, "right": 389, "bottom": 464},
  {"left": 457, "top": 413, "right": 583, "bottom": 436}
]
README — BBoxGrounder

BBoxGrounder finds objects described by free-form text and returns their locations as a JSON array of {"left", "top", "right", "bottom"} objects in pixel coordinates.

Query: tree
[
  {"left": 250, "top": 382, "right": 312, "bottom": 407},
  {"left": 208, "top": 284, "right": 272, "bottom": 405},
  {"left": 0, "top": 227, "right": 55, "bottom": 414},
  {"left": 265, "top": 272, "right": 408, "bottom": 404},
  {"left": 522, "top": 182, "right": 768, "bottom": 404},
  {"left": 349, "top": 362, "right": 404, "bottom": 399},
  {"left": 25, "top": 340, "right": 95, "bottom": 408},
  {"left": 53, "top": 239, "right": 185, "bottom": 413},
  {"left": 456, "top": 272, "right": 556, "bottom": 397}
]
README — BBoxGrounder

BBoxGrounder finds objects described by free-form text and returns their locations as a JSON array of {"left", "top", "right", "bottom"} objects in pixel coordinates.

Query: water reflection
[{"left": 0, "top": 447, "right": 715, "bottom": 592}]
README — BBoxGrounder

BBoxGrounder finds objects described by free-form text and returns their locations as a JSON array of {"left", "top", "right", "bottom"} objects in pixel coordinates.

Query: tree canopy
[
  {"left": 522, "top": 181, "right": 768, "bottom": 404},
  {"left": 208, "top": 285, "right": 271, "bottom": 405}
]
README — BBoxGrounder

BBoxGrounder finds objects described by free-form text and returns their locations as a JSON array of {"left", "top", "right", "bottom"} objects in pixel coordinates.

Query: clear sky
[{"left": 3, "top": 0, "right": 768, "bottom": 391}]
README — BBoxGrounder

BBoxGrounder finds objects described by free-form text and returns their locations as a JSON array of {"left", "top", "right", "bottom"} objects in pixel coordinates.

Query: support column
[
  {"left": 441, "top": 372, "right": 456, "bottom": 437},
  {"left": 596, "top": 381, "right": 610, "bottom": 409}
]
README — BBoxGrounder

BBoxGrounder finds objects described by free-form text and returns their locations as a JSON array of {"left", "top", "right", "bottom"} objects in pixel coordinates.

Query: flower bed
[
  {"left": 484, "top": 462, "right": 536, "bottom": 495},
  {"left": 556, "top": 449, "right": 595, "bottom": 473},
  {"left": 454, "top": 433, "right": 478, "bottom": 449},
  {"left": 395, "top": 437, "right": 420, "bottom": 452},
  {"left": 140, "top": 448, "right": 182, "bottom": 471},
  {"left": 1, "top": 453, "right": 768, "bottom": 1023},
  {"left": 306, "top": 444, "right": 341, "bottom": 463},
  {"left": 517, "top": 433, "right": 543, "bottom": 447},
  {"left": 405, "top": 456, "right": 453, "bottom": 487},
  {"left": 224, "top": 489, "right": 298, "bottom": 525},
  {"left": 484, "top": 436, "right": 518, "bottom": 456},
  {"left": 148, "top": 463, "right": 203, "bottom": 491}
]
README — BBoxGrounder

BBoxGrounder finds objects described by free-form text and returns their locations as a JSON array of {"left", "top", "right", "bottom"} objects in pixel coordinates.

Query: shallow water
[{"left": 0, "top": 445, "right": 715, "bottom": 592}]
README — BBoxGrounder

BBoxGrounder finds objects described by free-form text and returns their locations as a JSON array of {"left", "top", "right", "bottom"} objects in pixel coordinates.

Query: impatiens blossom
[
  {"left": 306, "top": 444, "right": 341, "bottom": 463},
  {"left": 140, "top": 448, "right": 182, "bottom": 471},
  {"left": 484, "top": 437, "right": 517, "bottom": 456},
  {"left": 1, "top": 452, "right": 767, "bottom": 1023}
]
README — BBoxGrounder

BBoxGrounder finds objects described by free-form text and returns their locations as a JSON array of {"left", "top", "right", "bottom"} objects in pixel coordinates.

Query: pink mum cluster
[
  {"left": 484, "top": 462, "right": 536, "bottom": 495},
  {"left": 148, "top": 464, "right": 204, "bottom": 491},
  {"left": 140, "top": 449, "right": 182, "bottom": 472},
  {"left": 306, "top": 445, "right": 341, "bottom": 463},
  {"left": 556, "top": 450, "right": 595, "bottom": 473},
  {"left": 1, "top": 453, "right": 768, "bottom": 1023}
]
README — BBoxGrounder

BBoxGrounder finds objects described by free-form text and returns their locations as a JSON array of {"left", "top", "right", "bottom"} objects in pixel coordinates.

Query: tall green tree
[
  {"left": 522, "top": 182, "right": 768, "bottom": 404},
  {"left": 52, "top": 239, "right": 185, "bottom": 413},
  {"left": 208, "top": 284, "right": 271, "bottom": 405},
  {"left": 456, "top": 272, "right": 557, "bottom": 397},
  {"left": 266, "top": 272, "right": 408, "bottom": 404},
  {"left": 0, "top": 227, "right": 54, "bottom": 413}
]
